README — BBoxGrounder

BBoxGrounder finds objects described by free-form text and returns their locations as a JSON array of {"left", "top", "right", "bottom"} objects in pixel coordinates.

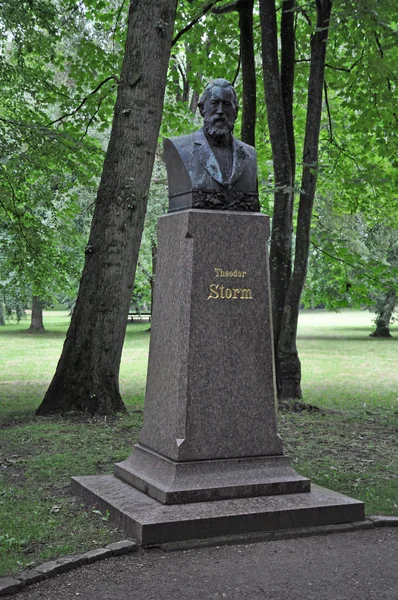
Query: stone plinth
[
  {"left": 115, "top": 210, "right": 308, "bottom": 503},
  {"left": 72, "top": 476, "right": 365, "bottom": 547},
  {"left": 115, "top": 445, "right": 309, "bottom": 504}
]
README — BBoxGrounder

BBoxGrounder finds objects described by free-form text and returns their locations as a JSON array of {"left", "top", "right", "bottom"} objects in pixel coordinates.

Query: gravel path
[{"left": 12, "top": 527, "right": 397, "bottom": 600}]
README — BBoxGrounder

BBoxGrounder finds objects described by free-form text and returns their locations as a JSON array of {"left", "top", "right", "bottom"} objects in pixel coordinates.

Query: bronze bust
[{"left": 164, "top": 78, "right": 259, "bottom": 212}]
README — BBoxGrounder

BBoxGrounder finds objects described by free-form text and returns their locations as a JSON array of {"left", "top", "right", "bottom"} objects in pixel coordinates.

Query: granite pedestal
[
  {"left": 73, "top": 210, "right": 365, "bottom": 543},
  {"left": 117, "top": 210, "right": 308, "bottom": 502}
]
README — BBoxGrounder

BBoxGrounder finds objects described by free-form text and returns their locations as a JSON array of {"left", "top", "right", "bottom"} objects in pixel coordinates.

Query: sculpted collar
[{"left": 192, "top": 128, "right": 249, "bottom": 186}]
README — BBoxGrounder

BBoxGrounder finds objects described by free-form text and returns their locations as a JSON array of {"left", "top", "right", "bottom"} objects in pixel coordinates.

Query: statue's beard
[{"left": 204, "top": 116, "right": 234, "bottom": 146}]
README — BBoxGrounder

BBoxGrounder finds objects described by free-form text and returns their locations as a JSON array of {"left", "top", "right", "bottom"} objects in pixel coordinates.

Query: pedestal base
[
  {"left": 72, "top": 475, "right": 365, "bottom": 547},
  {"left": 115, "top": 443, "right": 310, "bottom": 504}
]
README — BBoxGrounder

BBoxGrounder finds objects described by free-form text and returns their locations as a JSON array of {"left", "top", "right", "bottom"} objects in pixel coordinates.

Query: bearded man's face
[{"left": 200, "top": 86, "right": 237, "bottom": 145}]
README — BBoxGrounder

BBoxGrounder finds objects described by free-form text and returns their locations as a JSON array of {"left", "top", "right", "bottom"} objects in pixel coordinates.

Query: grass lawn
[{"left": 0, "top": 309, "right": 397, "bottom": 575}]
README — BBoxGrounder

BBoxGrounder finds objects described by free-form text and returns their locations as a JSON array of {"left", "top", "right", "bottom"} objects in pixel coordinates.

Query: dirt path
[{"left": 13, "top": 528, "right": 397, "bottom": 600}]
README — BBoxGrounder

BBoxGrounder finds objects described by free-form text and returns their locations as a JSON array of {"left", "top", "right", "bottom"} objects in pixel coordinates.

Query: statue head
[{"left": 198, "top": 79, "right": 238, "bottom": 145}]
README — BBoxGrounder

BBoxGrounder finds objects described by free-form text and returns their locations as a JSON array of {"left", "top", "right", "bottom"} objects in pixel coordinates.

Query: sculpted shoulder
[
  {"left": 165, "top": 130, "right": 199, "bottom": 152},
  {"left": 236, "top": 139, "right": 256, "bottom": 159}
]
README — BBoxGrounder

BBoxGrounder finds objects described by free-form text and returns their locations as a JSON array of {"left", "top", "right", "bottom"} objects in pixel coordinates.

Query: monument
[{"left": 73, "top": 79, "right": 365, "bottom": 545}]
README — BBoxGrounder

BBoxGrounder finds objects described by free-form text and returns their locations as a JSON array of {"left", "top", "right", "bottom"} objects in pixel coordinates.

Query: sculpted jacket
[{"left": 163, "top": 128, "right": 259, "bottom": 212}]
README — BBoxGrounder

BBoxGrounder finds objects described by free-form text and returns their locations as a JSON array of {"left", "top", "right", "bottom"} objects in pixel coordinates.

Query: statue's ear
[{"left": 198, "top": 102, "right": 205, "bottom": 118}]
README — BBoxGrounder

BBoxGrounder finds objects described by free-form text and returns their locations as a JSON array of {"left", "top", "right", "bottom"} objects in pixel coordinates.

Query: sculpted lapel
[
  {"left": 229, "top": 138, "right": 249, "bottom": 186},
  {"left": 193, "top": 129, "right": 249, "bottom": 187}
]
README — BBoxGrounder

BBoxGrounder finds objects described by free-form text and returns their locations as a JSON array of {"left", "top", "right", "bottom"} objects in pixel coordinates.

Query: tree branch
[
  {"left": 323, "top": 80, "right": 333, "bottom": 142},
  {"left": 310, "top": 241, "right": 394, "bottom": 287},
  {"left": 81, "top": 97, "right": 103, "bottom": 139},
  {"left": 232, "top": 55, "right": 241, "bottom": 85},
  {"left": 298, "top": 7, "right": 312, "bottom": 27},
  {"left": 374, "top": 33, "right": 384, "bottom": 58},
  {"left": 296, "top": 52, "right": 365, "bottom": 73},
  {"left": 112, "top": 0, "right": 128, "bottom": 58},
  {"left": 60, "top": 1, "right": 85, "bottom": 28},
  {"left": 171, "top": 0, "right": 224, "bottom": 47},
  {"left": 212, "top": 0, "right": 240, "bottom": 14},
  {"left": 47, "top": 76, "right": 120, "bottom": 127},
  {"left": 41, "top": 79, "right": 73, "bottom": 100}
]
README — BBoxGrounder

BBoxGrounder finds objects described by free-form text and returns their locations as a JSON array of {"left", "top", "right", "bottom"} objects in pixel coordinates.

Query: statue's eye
[{"left": 224, "top": 101, "right": 231, "bottom": 107}]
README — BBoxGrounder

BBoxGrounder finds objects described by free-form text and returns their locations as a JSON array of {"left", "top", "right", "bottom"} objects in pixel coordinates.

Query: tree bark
[
  {"left": 259, "top": 0, "right": 293, "bottom": 367},
  {"left": 370, "top": 291, "right": 396, "bottom": 337},
  {"left": 238, "top": 0, "right": 256, "bottom": 146},
  {"left": 280, "top": 0, "right": 296, "bottom": 183},
  {"left": 29, "top": 296, "right": 44, "bottom": 331},
  {"left": 189, "top": 89, "right": 200, "bottom": 114},
  {"left": 276, "top": 0, "right": 333, "bottom": 400},
  {"left": 211, "top": 0, "right": 256, "bottom": 145},
  {"left": 36, "top": 0, "right": 177, "bottom": 416},
  {"left": 0, "top": 302, "right": 5, "bottom": 326}
]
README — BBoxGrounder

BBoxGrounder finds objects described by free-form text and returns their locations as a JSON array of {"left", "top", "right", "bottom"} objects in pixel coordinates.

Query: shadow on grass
[
  {"left": 0, "top": 329, "right": 67, "bottom": 339},
  {"left": 298, "top": 333, "right": 398, "bottom": 341},
  {"left": 124, "top": 325, "right": 151, "bottom": 340}
]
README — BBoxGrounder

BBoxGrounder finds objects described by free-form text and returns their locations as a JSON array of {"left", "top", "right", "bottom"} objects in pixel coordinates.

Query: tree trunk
[
  {"left": 238, "top": 0, "right": 256, "bottom": 146},
  {"left": 189, "top": 89, "right": 200, "bottom": 114},
  {"left": 210, "top": 0, "right": 256, "bottom": 145},
  {"left": 259, "top": 0, "right": 293, "bottom": 369},
  {"left": 276, "top": 0, "right": 333, "bottom": 401},
  {"left": 280, "top": 0, "right": 296, "bottom": 183},
  {"left": 36, "top": 0, "right": 177, "bottom": 416},
  {"left": 259, "top": 0, "right": 294, "bottom": 347},
  {"left": 29, "top": 296, "right": 44, "bottom": 331},
  {"left": 370, "top": 291, "right": 396, "bottom": 337}
]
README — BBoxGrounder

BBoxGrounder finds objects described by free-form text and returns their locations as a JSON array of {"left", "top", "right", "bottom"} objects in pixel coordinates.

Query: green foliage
[
  {"left": 163, "top": 1, "right": 243, "bottom": 137},
  {"left": 133, "top": 154, "right": 168, "bottom": 309},
  {"left": 316, "top": 0, "right": 398, "bottom": 222},
  {"left": 0, "top": 0, "right": 131, "bottom": 306},
  {"left": 303, "top": 201, "right": 398, "bottom": 312}
]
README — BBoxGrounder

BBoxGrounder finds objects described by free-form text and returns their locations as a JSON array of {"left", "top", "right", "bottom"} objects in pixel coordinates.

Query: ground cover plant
[{"left": 0, "top": 310, "right": 397, "bottom": 575}]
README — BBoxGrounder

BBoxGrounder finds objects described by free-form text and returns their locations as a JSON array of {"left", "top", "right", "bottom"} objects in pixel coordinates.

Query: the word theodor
[{"left": 207, "top": 267, "right": 253, "bottom": 301}]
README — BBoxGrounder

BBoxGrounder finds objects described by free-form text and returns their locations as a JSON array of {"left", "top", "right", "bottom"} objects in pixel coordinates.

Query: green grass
[
  {"left": 0, "top": 309, "right": 397, "bottom": 575},
  {"left": 0, "top": 312, "right": 150, "bottom": 421},
  {"left": 298, "top": 309, "right": 398, "bottom": 412}
]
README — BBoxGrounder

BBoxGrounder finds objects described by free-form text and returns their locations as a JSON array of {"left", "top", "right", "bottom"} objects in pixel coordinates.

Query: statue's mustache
[{"left": 205, "top": 115, "right": 233, "bottom": 130}]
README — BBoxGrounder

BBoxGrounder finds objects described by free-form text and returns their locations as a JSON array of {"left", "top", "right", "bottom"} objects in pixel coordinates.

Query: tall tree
[
  {"left": 37, "top": 0, "right": 178, "bottom": 415},
  {"left": 259, "top": 0, "right": 333, "bottom": 399},
  {"left": 211, "top": 0, "right": 257, "bottom": 145},
  {"left": 29, "top": 296, "right": 45, "bottom": 332}
]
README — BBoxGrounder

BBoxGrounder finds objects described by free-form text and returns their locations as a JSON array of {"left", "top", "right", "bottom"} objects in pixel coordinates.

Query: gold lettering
[
  {"left": 207, "top": 283, "right": 219, "bottom": 300},
  {"left": 213, "top": 268, "right": 247, "bottom": 278},
  {"left": 207, "top": 283, "right": 253, "bottom": 300},
  {"left": 240, "top": 288, "right": 253, "bottom": 300}
]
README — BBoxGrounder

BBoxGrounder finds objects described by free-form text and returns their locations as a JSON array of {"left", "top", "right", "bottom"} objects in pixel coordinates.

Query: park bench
[{"left": 128, "top": 312, "right": 151, "bottom": 323}]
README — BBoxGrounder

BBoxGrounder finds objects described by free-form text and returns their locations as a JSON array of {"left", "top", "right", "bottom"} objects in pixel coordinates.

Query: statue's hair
[{"left": 198, "top": 78, "right": 238, "bottom": 111}]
